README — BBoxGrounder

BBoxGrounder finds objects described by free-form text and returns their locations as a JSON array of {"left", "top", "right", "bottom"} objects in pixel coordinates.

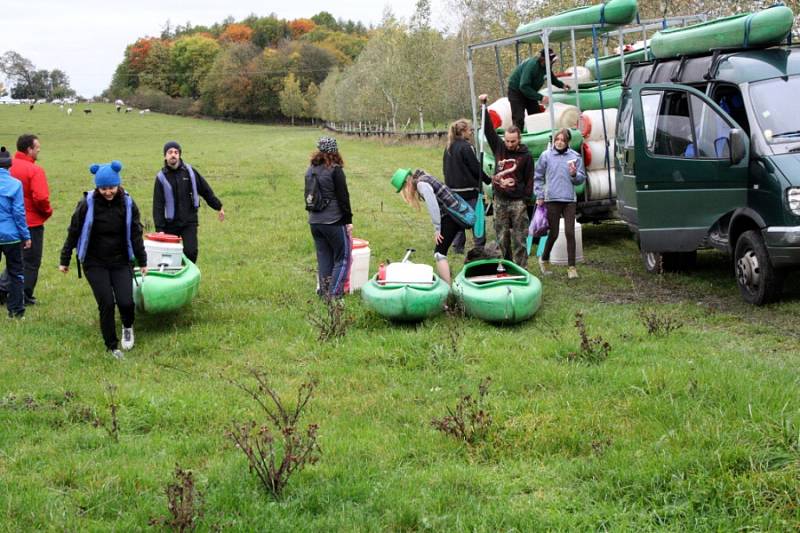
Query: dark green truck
[{"left": 615, "top": 46, "right": 800, "bottom": 304}]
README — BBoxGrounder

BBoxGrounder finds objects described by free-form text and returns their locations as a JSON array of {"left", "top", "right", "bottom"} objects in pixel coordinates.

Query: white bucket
[
  {"left": 348, "top": 238, "right": 370, "bottom": 293},
  {"left": 144, "top": 239, "right": 183, "bottom": 269},
  {"left": 524, "top": 102, "right": 579, "bottom": 133},
  {"left": 385, "top": 261, "right": 434, "bottom": 284},
  {"left": 488, "top": 97, "right": 512, "bottom": 130},
  {"left": 548, "top": 219, "right": 584, "bottom": 266},
  {"left": 586, "top": 168, "right": 617, "bottom": 201},
  {"left": 581, "top": 108, "right": 618, "bottom": 141}
]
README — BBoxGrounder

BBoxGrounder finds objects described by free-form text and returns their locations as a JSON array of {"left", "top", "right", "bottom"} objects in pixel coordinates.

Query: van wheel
[
  {"left": 734, "top": 230, "right": 783, "bottom": 305},
  {"left": 641, "top": 250, "right": 696, "bottom": 274}
]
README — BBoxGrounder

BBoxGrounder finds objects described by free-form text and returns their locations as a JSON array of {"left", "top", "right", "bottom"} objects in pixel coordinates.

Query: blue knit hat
[{"left": 91, "top": 160, "right": 123, "bottom": 187}]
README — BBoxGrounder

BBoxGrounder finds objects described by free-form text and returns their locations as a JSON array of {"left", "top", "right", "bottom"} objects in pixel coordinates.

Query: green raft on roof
[
  {"left": 586, "top": 48, "right": 650, "bottom": 80},
  {"left": 548, "top": 81, "right": 623, "bottom": 110},
  {"left": 650, "top": 6, "right": 794, "bottom": 59},
  {"left": 516, "top": 0, "right": 639, "bottom": 43}
]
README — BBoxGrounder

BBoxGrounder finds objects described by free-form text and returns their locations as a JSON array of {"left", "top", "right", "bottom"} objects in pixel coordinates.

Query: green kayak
[
  {"left": 650, "top": 6, "right": 794, "bottom": 59},
  {"left": 548, "top": 82, "right": 623, "bottom": 110},
  {"left": 361, "top": 274, "right": 450, "bottom": 321},
  {"left": 482, "top": 127, "right": 583, "bottom": 175},
  {"left": 586, "top": 48, "right": 650, "bottom": 80},
  {"left": 133, "top": 255, "right": 201, "bottom": 313},
  {"left": 453, "top": 259, "right": 542, "bottom": 324},
  {"left": 516, "top": 0, "right": 638, "bottom": 43}
]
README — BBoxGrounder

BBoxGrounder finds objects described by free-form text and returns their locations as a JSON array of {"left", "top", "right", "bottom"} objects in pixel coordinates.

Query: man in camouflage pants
[{"left": 479, "top": 98, "right": 534, "bottom": 267}]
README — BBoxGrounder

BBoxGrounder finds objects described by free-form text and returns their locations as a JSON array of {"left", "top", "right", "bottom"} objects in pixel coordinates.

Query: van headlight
[{"left": 790, "top": 188, "right": 800, "bottom": 215}]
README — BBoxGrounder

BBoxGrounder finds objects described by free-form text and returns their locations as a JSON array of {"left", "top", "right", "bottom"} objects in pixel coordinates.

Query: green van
[{"left": 615, "top": 46, "right": 800, "bottom": 304}]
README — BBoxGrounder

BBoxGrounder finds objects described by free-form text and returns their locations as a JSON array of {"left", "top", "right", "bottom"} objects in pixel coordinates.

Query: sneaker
[
  {"left": 121, "top": 327, "right": 134, "bottom": 350},
  {"left": 538, "top": 258, "right": 552, "bottom": 276},
  {"left": 567, "top": 267, "right": 579, "bottom": 279},
  {"left": 24, "top": 295, "right": 36, "bottom": 306},
  {"left": 109, "top": 349, "right": 124, "bottom": 360}
]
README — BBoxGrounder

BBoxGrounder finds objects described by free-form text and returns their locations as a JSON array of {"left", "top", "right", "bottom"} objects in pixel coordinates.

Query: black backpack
[{"left": 304, "top": 170, "right": 330, "bottom": 212}]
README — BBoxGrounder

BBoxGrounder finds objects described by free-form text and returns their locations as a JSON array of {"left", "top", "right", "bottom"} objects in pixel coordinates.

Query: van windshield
[{"left": 750, "top": 75, "right": 800, "bottom": 143}]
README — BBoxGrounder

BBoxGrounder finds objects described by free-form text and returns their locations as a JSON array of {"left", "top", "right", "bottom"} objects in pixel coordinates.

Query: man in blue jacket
[{"left": 0, "top": 147, "right": 32, "bottom": 317}]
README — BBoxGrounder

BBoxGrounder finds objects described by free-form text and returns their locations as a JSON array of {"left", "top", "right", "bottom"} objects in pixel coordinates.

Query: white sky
[{"left": 2, "top": 0, "right": 446, "bottom": 98}]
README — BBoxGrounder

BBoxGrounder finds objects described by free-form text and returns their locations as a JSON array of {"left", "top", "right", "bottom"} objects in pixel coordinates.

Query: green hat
[{"left": 391, "top": 168, "right": 412, "bottom": 192}]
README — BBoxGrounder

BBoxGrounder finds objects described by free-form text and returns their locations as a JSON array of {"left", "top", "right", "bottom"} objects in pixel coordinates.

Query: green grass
[{"left": 0, "top": 103, "right": 799, "bottom": 531}]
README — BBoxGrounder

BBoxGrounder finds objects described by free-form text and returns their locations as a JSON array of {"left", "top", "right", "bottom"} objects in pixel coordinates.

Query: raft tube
[
  {"left": 585, "top": 48, "right": 650, "bottom": 80},
  {"left": 516, "top": 0, "right": 639, "bottom": 43},
  {"left": 650, "top": 6, "right": 794, "bottom": 59},
  {"left": 361, "top": 274, "right": 450, "bottom": 321},
  {"left": 133, "top": 255, "right": 200, "bottom": 313},
  {"left": 453, "top": 259, "right": 542, "bottom": 324}
]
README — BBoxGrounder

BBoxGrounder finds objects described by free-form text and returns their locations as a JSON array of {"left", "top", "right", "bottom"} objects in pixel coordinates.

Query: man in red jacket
[{"left": 0, "top": 134, "right": 52, "bottom": 306}]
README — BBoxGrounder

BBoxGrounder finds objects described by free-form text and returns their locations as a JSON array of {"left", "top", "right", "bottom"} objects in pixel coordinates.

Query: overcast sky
[{"left": 2, "top": 0, "right": 446, "bottom": 98}]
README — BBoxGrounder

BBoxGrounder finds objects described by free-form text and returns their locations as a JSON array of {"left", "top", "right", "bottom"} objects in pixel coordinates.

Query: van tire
[
  {"left": 734, "top": 230, "right": 783, "bottom": 305},
  {"left": 641, "top": 250, "right": 696, "bottom": 274}
]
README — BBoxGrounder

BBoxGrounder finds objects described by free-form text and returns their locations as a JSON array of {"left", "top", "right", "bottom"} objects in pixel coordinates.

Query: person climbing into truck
[{"left": 507, "top": 48, "right": 571, "bottom": 131}]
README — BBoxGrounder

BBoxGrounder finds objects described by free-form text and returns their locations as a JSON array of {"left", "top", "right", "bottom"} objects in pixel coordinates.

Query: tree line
[
  {"left": 0, "top": 51, "right": 76, "bottom": 100},
  {"left": 103, "top": 0, "right": 800, "bottom": 126}
]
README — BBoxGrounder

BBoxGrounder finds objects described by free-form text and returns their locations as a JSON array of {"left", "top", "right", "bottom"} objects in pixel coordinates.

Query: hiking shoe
[
  {"left": 121, "top": 327, "right": 134, "bottom": 350},
  {"left": 538, "top": 258, "right": 552, "bottom": 276},
  {"left": 567, "top": 267, "right": 579, "bottom": 279},
  {"left": 24, "top": 295, "right": 37, "bottom": 305},
  {"left": 109, "top": 349, "right": 124, "bottom": 360}
]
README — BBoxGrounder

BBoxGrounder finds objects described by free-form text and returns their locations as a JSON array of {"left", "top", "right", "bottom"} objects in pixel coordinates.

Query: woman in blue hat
[{"left": 59, "top": 161, "right": 147, "bottom": 360}]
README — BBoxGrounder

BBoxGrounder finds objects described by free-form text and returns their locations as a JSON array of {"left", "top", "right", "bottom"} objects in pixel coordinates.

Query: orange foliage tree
[
  {"left": 220, "top": 23, "right": 254, "bottom": 43},
  {"left": 128, "top": 37, "right": 158, "bottom": 71},
  {"left": 288, "top": 19, "right": 316, "bottom": 39}
]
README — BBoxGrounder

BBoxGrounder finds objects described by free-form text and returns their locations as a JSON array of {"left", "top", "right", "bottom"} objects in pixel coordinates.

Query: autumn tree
[
  {"left": 171, "top": 34, "right": 220, "bottom": 97},
  {"left": 220, "top": 23, "right": 254, "bottom": 43},
  {"left": 279, "top": 73, "right": 306, "bottom": 124},
  {"left": 288, "top": 18, "right": 316, "bottom": 39},
  {"left": 304, "top": 81, "right": 320, "bottom": 121}
]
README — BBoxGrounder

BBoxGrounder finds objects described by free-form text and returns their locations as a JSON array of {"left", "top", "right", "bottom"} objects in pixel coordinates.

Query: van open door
[{"left": 631, "top": 84, "right": 749, "bottom": 256}]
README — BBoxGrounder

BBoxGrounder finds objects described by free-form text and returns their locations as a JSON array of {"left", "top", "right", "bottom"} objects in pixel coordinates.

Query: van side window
[
  {"left": 640, "top": 91, "right": 662, "bottom": 151},
  {"left": 650, "top": 91, "right": 694, "bottom": 157},
  {"left": 712, "top": 85, "right": 750, "bottom": 135},
  {"left": 688, "top": 94, "right": 734, "bottom": 159},
  {"left": 617, "top": 91, "right": 634, "bottom": 148}
]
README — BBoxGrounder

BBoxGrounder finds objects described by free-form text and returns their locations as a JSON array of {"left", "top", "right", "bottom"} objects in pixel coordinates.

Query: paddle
[{"left": 474, "top": 102, "right": 487, "bottom": 240}]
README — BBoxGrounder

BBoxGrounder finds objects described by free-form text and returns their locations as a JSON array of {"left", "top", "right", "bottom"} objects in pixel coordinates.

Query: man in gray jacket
[{"left": 534, "top": 128, "right": 586, "bottom": 279}]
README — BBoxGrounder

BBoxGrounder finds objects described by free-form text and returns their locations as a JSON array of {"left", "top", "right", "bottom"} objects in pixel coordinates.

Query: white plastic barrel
[
  {"left": 581, "top": 108, "right": 618, "bottom": 141},
  {"left": 385, "top": 261, "right": 434, "bottom": 283},
  {"left": 587, "top": 140, "right": 615, "bottom": 170},
  {"left": 586, "top": 168, "right": 617, "bottom": 201},
  {"left": 143, "top": 232, "right": 183, "bottom": 269},
  {"left": 524, "top": 102, "right": 579, "bottom": 133},
  {"left": 548, "top": 219, "right": 584, "bottom": 266},
  {"left": 487, "top": 97, "right": 512, "bottom": 130},
  {"left": 347, "top": 238, "right": 371, "bottom": 293}
]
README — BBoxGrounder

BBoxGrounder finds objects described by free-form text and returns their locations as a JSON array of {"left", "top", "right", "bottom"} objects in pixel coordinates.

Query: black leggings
[
  {"left": 541, "top": 202, "right": 577, "bottom": 266},
  {"left": 84, "top": 265, "right": 135, "bottom": 350},
  {"left": 434, "top": 213, "right": 461, "bottom": 257}
]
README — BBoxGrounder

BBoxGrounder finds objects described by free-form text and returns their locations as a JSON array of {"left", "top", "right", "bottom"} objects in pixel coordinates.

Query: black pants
[
  {"left": 434, "top": 213, "right": 461, "bottom": 257},
  {"left": 83, "top": 264, "right": 135, "bottom": 350},
  {"left": 161, "top": 223, "right": 198, "bottom": 263},
  {"left": 0, "top": 224, "right": 44, "bottom": 300},
  {"left": 451, "top": 197, "right": 486, "bottom": 252},
  {"left": 541, "top": 202, "right": 577, "bottom": 266},
  {"left": 508, "top": 87, "right": 543, "bottom": 131},
  {"left": 0, "top": 243, "right": 24, "bottom": 317},
  {"left": 310, "top": 223, "right": 351, "bottom": 297}
]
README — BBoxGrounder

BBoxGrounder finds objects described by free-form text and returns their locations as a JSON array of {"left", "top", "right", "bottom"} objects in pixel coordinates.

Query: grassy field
[{"left": 0, "top": 103, "right": 798, "bottom": 531}]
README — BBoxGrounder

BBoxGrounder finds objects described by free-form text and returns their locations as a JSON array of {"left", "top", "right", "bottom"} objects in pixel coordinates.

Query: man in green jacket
[{"left": 507, "top": 48, "right": 570, "bottom": 131}]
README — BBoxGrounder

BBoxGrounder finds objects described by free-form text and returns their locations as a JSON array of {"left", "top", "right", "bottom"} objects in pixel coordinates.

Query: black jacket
[
  {"left": 483, "top": 118, "right": 534, "bottom": 200},
  {"left": 153, "top": 161, "right": 222, "bottom": 229},
  {"left": 60, "top": 189, "right": 147, "bottom": 268},
  {"left": 442, "top": 139, "right": 491, "bottom": 201}
]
